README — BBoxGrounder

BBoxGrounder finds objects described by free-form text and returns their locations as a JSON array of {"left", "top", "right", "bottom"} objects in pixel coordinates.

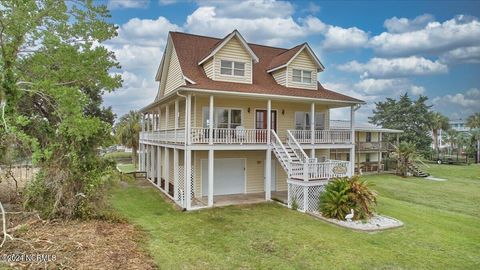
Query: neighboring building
[
  {"left": 329, "top": 121, "right": 402, "bottom": 174},
  {"left": 437, "top": 118, "right": 470, "bottom": 149},
  {"left": 138, "top": 30, "right": 364, "bottom": 212}
]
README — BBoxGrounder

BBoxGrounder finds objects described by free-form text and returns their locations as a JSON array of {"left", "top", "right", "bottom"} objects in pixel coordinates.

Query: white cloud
[
  {"left": 159, "top": 0, "right": 178, "bottom": 5},
  {"left": 185, "top": 6, "right": 316, "bottom": 46},
  {"left": 383, "top": 14, "right": 435, "bottom": 33},
  {"left": 370, "top": 15, "right": 480, "bottom": 56},
  {"left": 439, "top": 46, "right": 480, "bottom": 64},
  {"left": 337, "top": 56, "right": 448, "bottom": 78},
  {"left": 113, "top": 17, "right": 181, "bottom": 47},
  {"left": 325, "top": 78, "right": 427, "bottom": 122},
  {"left": 432, "top": 88, "right": 480, "bottom": 118},
  {"left": 197, "top": 0, "right": 295, "bottom": 19},
  {"left": 108, "top": 0, "right": 149, "bottom": 9},
  {"left": 322, "top": 25, "right": 369, "bottom": 50}
]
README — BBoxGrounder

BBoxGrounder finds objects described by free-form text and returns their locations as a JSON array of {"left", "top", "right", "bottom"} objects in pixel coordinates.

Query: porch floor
[{"left": 192, "top": 191, "right": 288, "bottom": 207}]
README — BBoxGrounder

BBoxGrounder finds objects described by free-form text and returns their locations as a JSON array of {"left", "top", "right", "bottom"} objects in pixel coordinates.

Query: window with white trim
[
  {"left": 203, "top": 107, "right": 243, "bottom": 129},
  {"left": 220, "top": 60, "right": 245, "bottom": 76},
  {"left": 292, "top": 69, "right": 312, "bottom": 83},
  {"left": 295, "top": 112, "right": 325, "bottom": 130}
]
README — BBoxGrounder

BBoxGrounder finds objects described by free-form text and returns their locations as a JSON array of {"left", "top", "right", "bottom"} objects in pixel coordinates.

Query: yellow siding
[
  {"left": 356, "top": 131, "right": 380, "bottom": 142},
  {"left": 315, "top": 149, "right": 330, "bottom": 161},
  {"left": 214, "top": 37, "right": 252, "bottom": 84},
  {"left": 194, "top": 96, "right": 328, "bottom": 139},
  {"left": 169, "top": 149, "right": 174, "bottom": 185},
  {"left": 168, "top": 103, "right": 175, "bottom": 129},
  {"left": 192, "top": 150, "right": 289, "bottom": 197},
  {"left": 272, "top": 68, "right": 287, "bottom": 86},
  {"left": 203, "top": 58, "right": 214, "bottom": 79},
  {"left": 178, "top": 101, "right": 185, "bottom": 128},
  {"left": 287, "top": 50, "right": 317, "bottom": 90},
  {"left": 164, "top": 46, "right": 185, "bottom": 95}
]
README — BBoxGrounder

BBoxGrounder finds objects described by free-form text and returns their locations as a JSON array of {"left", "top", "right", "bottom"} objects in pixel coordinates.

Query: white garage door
[{"left": 201, "top": 158, "right": 245, "bottom": 196}]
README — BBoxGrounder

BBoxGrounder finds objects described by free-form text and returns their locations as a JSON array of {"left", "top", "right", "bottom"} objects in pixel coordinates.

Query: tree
[
  {"left": 466, "top": 112, "right": 480, "bottom": 163},
  {"left": 369, "top": 93, "right": 433, "bottom": 154},
  {"left": 115, "top": 111, "right": 141, "bottom": 166},
  {"left": 0, "top": 1, "right": 122, "bottom": 218},
  {"left": 444, "top": 129, "right": 459, "bottom": 153},
  {"left": 394, "top": 142, "right": 417, "bottom": 177},
  {"left": 429, "top": 112, "right": 449, "bottom": 152}
]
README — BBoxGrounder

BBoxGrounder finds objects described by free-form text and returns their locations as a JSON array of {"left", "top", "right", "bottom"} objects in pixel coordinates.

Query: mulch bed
[{"left": 1, "top": 211, "right": 157, "bottom": 269}]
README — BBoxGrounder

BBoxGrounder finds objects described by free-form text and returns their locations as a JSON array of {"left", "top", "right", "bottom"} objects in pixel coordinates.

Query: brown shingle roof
[
  {"left": 266, "top": 43, "right": 305, "bottom": 71},
  {"left": 169, "top": 31, "right": 363, "bottom": 103}
]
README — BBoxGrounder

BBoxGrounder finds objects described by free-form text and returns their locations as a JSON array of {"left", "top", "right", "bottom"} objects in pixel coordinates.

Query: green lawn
[
  {"left": 116, "top": 163, "right": 136, "bottom": 173},
  {"left": 109, "top": 164, "right": 480, "bottom": 269}
]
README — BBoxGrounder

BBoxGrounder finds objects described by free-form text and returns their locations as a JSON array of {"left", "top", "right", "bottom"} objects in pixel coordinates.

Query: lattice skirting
[{"left": 288, "top": 181, "right": 327, "bottom": 213}]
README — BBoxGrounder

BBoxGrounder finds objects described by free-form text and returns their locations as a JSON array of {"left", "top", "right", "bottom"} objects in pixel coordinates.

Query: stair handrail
[
  {"left": 286, "top": 130, "right": 309, "bottom": 163},
  {"left": 270, "top": 130, "right": 292, "bottom": 163}
]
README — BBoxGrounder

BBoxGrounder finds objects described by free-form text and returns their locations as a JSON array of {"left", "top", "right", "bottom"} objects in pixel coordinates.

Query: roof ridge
[{"left": 170, "top": 31, "right": 289, "bottom": 51}]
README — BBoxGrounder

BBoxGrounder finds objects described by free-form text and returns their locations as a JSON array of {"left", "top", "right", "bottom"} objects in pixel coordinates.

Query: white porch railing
[
  {"left": 289, "top": 160, "right": 350, "bottom": 180},
  {"left": 190, "top": 128, "right": 268, "bottom": 144},
  {"left": 140, "top": 129, "right": 185, "bottom": 144},
  {"left": 286, "top": 130, "right": 309, "bottom": 163},
  {"left": 289, "top": 129, "right": 352, "bottom": 144}
]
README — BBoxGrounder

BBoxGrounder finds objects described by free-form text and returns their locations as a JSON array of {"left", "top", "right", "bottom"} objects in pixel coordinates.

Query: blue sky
[{"left": 101, "top": 0, "right": 480, "bottom": 123}]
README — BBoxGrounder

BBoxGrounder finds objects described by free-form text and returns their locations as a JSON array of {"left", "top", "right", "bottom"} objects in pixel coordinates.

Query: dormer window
[
  {"left": 292, "top": 69, "right": 312, "bottom": 83},
  {"left": 220, "top": 60, "right": 245, "bottom": 76}
]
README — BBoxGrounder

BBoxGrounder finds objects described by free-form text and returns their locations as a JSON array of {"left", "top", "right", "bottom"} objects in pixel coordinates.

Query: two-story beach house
[{"left": 138, "top": 30, "right": 365, "bottom": 212}]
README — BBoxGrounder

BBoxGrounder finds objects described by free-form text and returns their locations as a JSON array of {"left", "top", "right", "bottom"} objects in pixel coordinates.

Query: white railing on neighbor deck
[
  {"left": 329, "top": 120, "right": 351, "bottom": 129},
  {"left": 190, "top": 128, "right": 268, "bottom": 144},
  {"left": 289, "top": 160, "right": 350, "bottom": 181},
  {"left": 289, "top": 129, "right": 351, "bottom": 144},
  {"left": 140, "top": 129, "right": 186, "bottom": 144}
]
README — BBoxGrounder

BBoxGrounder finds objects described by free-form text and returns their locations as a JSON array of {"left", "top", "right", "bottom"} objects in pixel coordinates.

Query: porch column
[
  {"left": 151, "top": 145, "right": 155, "bottom": 180},
  {"left": 265, "top": 99, "right": 272, "bottom": 201},
  {"left": 311, "top": 103, "right": 315, "bottom": 146},
  {"left": 350, "top": 106, "right": 355, "bottom": 177},
  {"left": 157, "top": 146, "right": 162, "bottom": 187},
  {"left": 209, "top": 95, "right": 214, "bottom": 145},
  {"left": 267, "top": 100, "right": 271, "bottom": 143},
  {"left": 378, "top": 132, "right": 382, "bottom": 172},
  {"left": 208, "top": 149, "right": 214, "bottom": 206},
  {"left": 185, "top": 149, "right": 192, "bottom": 210},
  {"left": 158, "top": 107, "right": 162, "bottom": 130},
  {"left": 187, "top": 95, "right": 192, "bottom": 145},
  {"left": 146, "top": 145, "right": 150, "bottom": 178},
  {"left": 174, "top": 148, "right": 179, "bottom": 199},
  {"left": 175, "top": 99, "right": 179, "bottom": 128},
  {"left": 165, "top": 104, "right": 169, "bottom": 130},
  {"left": 164, "top": 147, "right": 170, "bottom": 194}
]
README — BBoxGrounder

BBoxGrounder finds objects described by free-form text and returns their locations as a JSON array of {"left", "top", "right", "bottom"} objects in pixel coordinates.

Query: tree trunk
[
  {"left": 132, "top": 145, "right": 138, "bottom": 168},
  {"left": 433, "top": 129, "right": 438, "bottom": 152}
]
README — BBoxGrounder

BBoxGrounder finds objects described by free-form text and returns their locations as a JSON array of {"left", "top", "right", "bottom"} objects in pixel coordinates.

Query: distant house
[
  {"left": 436, "top": 118, "right": 471, "bottom": 149},
  {"left": 137, "top": 30, "right": 365, "bottom": 212},
  {"left": 329, "top": 121, "right": 402, "bottom": 173}
]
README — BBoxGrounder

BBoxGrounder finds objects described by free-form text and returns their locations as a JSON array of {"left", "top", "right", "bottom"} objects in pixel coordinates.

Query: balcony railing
[
  {"left": 190, "top": 128, "right": 268, "bottom": 144},
  {"left": 289, "top": 130, "right": 352, "bottom": 144},
  {"left": 290, "top": 159, "right": 350, "bottom": 180},
  {"left": 140, "top": 128, "right": 185, "bottom": 144},
  {"left": 357, "top": 141, "right": 394, "bottom": 151}
]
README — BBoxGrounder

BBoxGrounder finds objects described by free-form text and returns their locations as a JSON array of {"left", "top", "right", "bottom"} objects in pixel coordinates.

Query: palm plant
[
  {"left": 466, "top": 113, "right": 480, "bottom": 163},
  {"left": 444, "top": 129, "right": 459, "bottom": 154},
  {"left": 319, "top": 178, "right": 350, "bottom": 220},
  {"left": 429, "top": 112, "right": 449, "bottom": 152},
  {"left": 394, "top": 142, "right": 417, "bottom": 177},
  {"left": 115, "top": 111, "right": 141, "bottom": 167},
  {"left": 319, "top": 176, "right": 377, "bottom": 220}
]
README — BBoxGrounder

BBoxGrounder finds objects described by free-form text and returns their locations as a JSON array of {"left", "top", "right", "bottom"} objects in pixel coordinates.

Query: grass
[
  {"left": 109, "top": 164, "right": 480, "bottom": 269},
  {"left": 116, "top": 163, "right": 136, "bottom": 173},
  {"left": 104, "top": 151, "right": 132, "bottom": 160}
]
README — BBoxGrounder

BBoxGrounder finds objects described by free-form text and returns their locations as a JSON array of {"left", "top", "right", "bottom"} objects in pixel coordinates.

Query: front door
[{"left": 255, "top": 110, "right": 277, "bottom": 142}]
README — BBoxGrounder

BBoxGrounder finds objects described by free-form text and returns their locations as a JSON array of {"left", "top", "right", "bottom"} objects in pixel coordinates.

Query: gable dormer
[
  {"left": 267, "top": 43, "right": 324, "bottom": 90},
  {"left": 198, "top": 30, "right": 259, "bottom": 84}
]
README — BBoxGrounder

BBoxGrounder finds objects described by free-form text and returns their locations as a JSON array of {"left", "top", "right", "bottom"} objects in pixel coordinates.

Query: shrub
[{"left": 319, "top": 176, "right": 377, "bottom": 220}]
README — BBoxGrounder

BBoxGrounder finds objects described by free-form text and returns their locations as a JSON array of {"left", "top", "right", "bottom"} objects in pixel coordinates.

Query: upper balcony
[{"left": 140, "top": 127, "right": 352, "bottom": 146}]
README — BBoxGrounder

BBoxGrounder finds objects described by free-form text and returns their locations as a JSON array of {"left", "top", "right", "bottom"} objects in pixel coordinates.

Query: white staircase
[{"left": 270, "top": 130, "right": 350, "bottom": 181}]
